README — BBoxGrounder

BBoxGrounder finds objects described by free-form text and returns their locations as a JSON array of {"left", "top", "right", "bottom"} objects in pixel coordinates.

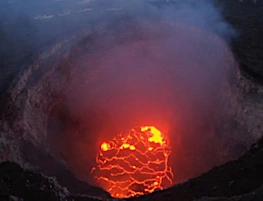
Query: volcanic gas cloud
[
  {"left": 0, "top": 0, "right": 260, "bottom": 200},
  {"left": 45, "top": 1, "right": 239, "bottom": 199}
]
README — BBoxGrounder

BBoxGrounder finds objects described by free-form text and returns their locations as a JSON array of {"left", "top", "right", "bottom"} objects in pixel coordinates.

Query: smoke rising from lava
[
  {"left": 45, "top": 0, "right": 239, "bottom": 187},
  {"left": 1, "top": 0, "right": 247, "bottom": 196}
]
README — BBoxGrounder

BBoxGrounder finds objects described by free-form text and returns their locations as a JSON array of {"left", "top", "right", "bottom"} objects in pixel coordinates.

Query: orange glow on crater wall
[{"left": 91, "top": 126, "right": 174, "bottom": 198}]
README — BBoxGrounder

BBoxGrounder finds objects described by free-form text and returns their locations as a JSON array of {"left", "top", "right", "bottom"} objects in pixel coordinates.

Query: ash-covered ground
[{"left": 0, "top": 0, "right": 263, "bottom": 201}]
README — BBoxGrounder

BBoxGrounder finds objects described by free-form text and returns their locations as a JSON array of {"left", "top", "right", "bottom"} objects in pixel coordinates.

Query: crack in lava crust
[{"left": 91, "top": 126, "right": 174, "bottom": 198}]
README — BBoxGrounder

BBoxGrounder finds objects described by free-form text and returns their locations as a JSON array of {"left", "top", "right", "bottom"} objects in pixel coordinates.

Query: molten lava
[{"left": 91, "top": 126, "right": 174, "bottom": 198}]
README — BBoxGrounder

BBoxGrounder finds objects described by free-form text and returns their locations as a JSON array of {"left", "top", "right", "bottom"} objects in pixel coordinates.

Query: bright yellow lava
[
  {"left": 101, "top": 142, "right": 110, "bottom": 151},
  {"left": 141, "top": 126, "right": 165, "bottom": 145},
  {"left": 91, "top": 126, "right": 173, "bottom": 198}
]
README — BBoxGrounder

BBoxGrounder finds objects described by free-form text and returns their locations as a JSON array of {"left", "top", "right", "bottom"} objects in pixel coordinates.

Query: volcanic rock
[
  {"left": 0, "top": 162, "right": 69, "bottom": 201},
  {"left": 129, "top": 137, "right": 263, "bottom": 201},
  {"left": 195, "top": 186, "right": 263, "bottom": 201},
  {"left": 0, "top": 162, "right": 112, "bottom": 201}
]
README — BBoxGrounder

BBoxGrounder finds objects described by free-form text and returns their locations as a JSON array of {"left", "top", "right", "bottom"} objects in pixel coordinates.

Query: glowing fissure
[{"left": 91, "top": 126, "right": 174, "bottom": 198}]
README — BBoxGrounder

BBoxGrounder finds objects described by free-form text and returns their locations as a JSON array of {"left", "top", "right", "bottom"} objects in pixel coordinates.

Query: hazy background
[{"left": 0, "top": 0, "right": 237, "bottom": 89}]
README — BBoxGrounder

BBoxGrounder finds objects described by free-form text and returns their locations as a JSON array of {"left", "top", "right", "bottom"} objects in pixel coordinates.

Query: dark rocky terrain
[
  {"left": 222, "top": 0, "right": 263, "bottom": 83},
  {"left": 1, "top": 136, "right": 263, "bottom": 201}
]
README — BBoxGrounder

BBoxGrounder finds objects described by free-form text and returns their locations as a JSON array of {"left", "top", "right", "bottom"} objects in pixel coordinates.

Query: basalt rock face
[
  {"left": 194, "top": 184, "right": 263, "bottom": 201},
  {"left": 195, "top": 192, "right": 263, "bottom": 201},
  {"left": 221, "top": 0, "right": 263, "bottom": 83},
  {"left": 0, "top": 28, "right": 112, "bottom": 198},
  {"left": 194, "top": 190, "right": 263, "bottom": 201},
  {"left": 0, "top": 162, "right": 69, "bottom": 201},
  {"left": 19, "top": 142, "right": 111, "bottom": 198},
  {"left": 0, "top": 162, "right": 110, "bottom": 201}
]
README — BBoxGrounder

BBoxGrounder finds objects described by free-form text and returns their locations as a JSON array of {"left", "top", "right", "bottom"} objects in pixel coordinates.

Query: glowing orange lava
[{"left": 91, "top": 126, "right": 174, "bottom": 198}]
